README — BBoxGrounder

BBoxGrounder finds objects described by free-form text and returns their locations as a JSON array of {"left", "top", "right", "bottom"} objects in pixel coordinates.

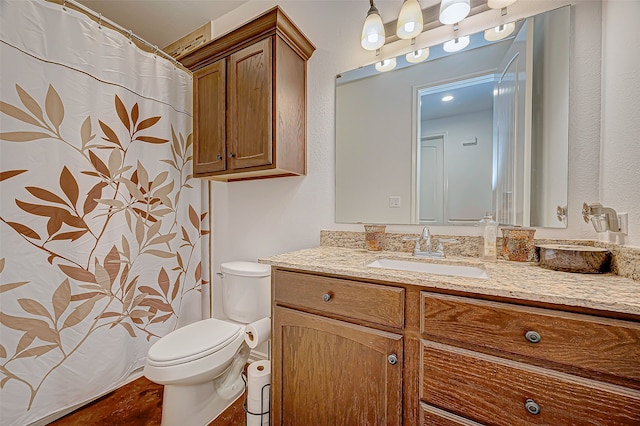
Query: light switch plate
[{"left": 389, "top": 196, "right": 401, "bottom": 208}]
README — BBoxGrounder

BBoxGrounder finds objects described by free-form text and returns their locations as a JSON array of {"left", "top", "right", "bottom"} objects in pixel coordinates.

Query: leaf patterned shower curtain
[{"left": 0, "top": 1, "right": 208, "bottom": 424}]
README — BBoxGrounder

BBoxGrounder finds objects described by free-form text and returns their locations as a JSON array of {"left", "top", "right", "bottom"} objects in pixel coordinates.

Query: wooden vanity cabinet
[
  {"left": 181, "top": 7, "right": 315, "bottom": 182},
  {"left": 272, "top": 266, "right": 640, "bottom": 425},
  {"left": 272, "top": 269, "right": 404, "bottom": 425}
]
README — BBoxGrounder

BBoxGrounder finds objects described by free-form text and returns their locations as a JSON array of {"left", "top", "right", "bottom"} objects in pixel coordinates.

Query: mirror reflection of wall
[
  {"left": 418, "top": 76, "right": 495, "bottom": 225},
  {"left": 335, "top": 6, "right": 570, "bottom": 228}
]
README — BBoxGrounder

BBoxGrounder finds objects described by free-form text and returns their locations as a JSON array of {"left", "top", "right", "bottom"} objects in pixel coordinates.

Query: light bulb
[
  {"left": 484, "top": 22, "right": 516, "bottom": 41},
  {"left": 443, "top": 35, "right": 470, "bottom": 52},
  {"left": 361, "top": 2, "right": 385, "bottom": 50},
  {"left": 405, "top": 48, "right": 429, "bottom": 64},
  {"left": 397, "top": 0, "right": 423, "bottom": 39},
  {"left": 375, "top": 57, "right": 397, "bottom": 72},
  {"left": 439, "top": 0, "right": 470, "bottom": 25}
]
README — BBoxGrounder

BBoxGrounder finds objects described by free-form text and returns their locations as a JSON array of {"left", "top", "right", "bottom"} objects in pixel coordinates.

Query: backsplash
[{"left": 320, "top": 230, "right": 640, "bottom": 281}]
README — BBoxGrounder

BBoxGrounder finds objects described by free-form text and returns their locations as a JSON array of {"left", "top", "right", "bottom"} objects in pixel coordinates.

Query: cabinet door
[
  {"left": 193, "top": 59, "right": 226, "bottom": 174},
  {"left": 227, "top": 38, "right": 272, "bottom": 170},
  {"left": 272, "top": 306, "right": 403, "bottom": 426}
]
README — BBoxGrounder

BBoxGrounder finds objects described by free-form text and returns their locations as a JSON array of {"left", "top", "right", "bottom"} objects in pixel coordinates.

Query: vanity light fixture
[
  {"left": 375, "top": 57, "right": 397, "bottom": 72},
  {"left": 406, "top": 48, "right": 429, "bottom": 63},
  {"left": 361, "top": 0, "right": 385, "bottom": 50},
  {"left": 441, "top": 95, "right": 454, "bottom": 102},
  {"left": 439, "top": 0, "right": 471, "bottom": 25},
  {"left": 360, "top": 0, "right": 491, "bottom": 52},
  {"left": 397, "top": 0, "right": 424, "bottom": 40},
  {"left": 488, "top": 0, "right": 517, "bottom": 16},
  {"left": 443, "top": 35, "right": 470, "bottom": 52},
  {"left": 488, "top": 0, "right": 517, "bottom": 9},
  {"left": 484, "top": 22, "right": 515, "bottom": 41}
]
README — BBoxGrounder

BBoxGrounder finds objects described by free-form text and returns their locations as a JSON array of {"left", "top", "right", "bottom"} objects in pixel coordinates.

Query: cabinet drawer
[
  {"left": 420, "top": 402, "right": 483, "bottom": 426},
  {"left": 421, "top": 341, "right": 640, "bottom": 426},
  {"left": 274, "top": 269, "right": 404, "bottom": 328},
  {"left": 421, "top": 292, "right": 640, "bottom": 386}
]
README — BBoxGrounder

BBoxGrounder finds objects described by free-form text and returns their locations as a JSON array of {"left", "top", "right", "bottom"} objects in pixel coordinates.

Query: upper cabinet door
[
  {"left": 193, "top": 59, "right": 226, "bottom": 174},
  {"left": 227, "top": 38, "right": 273, "bottom": 170}
]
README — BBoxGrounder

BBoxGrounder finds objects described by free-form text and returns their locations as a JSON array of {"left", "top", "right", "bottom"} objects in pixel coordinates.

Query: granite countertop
[{"left": 260, "top": 246, "right": 640, "bottom": 318}]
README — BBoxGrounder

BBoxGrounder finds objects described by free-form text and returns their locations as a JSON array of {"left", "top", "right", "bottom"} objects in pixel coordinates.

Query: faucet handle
[
  {"left": 438, "top": 238, "right": 458, "bottom": 244},
  {"left": 434, "top": 238, "right": 458, "bottom": 255},
  {"left": 403, "top": 236, "right": 421, "bottom": 253}
]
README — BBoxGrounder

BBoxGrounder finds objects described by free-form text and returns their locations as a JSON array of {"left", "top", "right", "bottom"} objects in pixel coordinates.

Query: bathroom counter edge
[{"left": 260, "top": 246, "right": 640, "bottom": 319}]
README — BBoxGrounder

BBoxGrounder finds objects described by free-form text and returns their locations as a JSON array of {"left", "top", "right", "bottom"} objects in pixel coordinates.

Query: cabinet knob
[
  {"left": 228, "top": 152, "right": 235, "bottom": 158},
  {"left": 525, "top": 330, "right": 541, "bottom": 344},
  {"left": 322, "top": 293, "right": 332, "bottom": 302},
  {"left": 387, "top": 354, "right": 398, "bottom": 365},
  {"left": 216, "top": 154, "right": 222, "bottom": 161},
  {"left": 524, "top": 399, "right": 541, "bottom": 415}
]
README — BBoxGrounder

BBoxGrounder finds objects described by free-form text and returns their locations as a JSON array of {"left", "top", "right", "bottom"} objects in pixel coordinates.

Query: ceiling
[
  {"left": 74, "top": 0, "right": 445, "bottom": 51},
  {"left": 421, "top": 80, "right": 495, "bottom": 121},
  {"left": 76, "top": 0, "right": 249, "bottom": 49}
]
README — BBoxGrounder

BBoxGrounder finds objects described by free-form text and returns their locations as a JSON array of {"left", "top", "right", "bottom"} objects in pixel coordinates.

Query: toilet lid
[
  {"left": 147, "top": 318, "right": 242, "bottom": 366},
  {"left": 221, "top": 261, "right": 270, "bottom": 277}
]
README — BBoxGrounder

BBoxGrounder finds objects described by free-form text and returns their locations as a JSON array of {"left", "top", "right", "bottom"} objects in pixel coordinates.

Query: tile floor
[{"left": 49, "top": 376, "right": 246, "bottom": 425}]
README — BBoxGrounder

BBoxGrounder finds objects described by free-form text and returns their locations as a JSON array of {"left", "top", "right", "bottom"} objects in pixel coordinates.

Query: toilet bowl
[{"left": 143, "top": 261, "right": 271, "bottom": 426}]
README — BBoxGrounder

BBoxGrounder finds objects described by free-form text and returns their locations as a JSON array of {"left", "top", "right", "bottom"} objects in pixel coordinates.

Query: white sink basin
[{"left": 367, "top": 258, "right": 489, "bottom": 279}]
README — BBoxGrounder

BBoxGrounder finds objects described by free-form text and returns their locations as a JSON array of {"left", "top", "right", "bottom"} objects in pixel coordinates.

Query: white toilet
[{"left": 144, "top": 261, "right": 271, "bottom": 426}]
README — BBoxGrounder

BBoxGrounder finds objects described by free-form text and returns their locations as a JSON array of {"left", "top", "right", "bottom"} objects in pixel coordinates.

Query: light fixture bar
[{"left": 382, "top": 0, "right": 489, "bottom": 45}]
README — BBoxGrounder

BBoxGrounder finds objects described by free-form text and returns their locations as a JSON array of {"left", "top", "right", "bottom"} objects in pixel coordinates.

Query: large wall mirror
[{"left": 336, "top": 6, "right": 571, "bottom": 228}]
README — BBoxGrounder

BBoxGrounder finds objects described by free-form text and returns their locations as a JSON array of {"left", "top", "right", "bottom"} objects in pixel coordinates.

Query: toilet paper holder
[{"left": 242, "top": 372, "right": 270, "bottom": 426}]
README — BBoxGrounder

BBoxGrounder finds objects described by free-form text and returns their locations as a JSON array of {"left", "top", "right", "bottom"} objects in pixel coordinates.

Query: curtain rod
[{"left": 60, "top": 0, "right": 182, "bottom": 68}]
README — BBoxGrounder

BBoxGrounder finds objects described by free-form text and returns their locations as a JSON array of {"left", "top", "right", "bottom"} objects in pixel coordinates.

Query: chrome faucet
[
  {"left": 420, "top": 226, "right": 432, "bottom": 252},
  {"left": 404, "top": 226, "right": 457, "bottom": 258}
]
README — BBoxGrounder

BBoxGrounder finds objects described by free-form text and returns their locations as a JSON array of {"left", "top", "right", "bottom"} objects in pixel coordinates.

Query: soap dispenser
[{"left": 478, "top": 213, "right": 498, "bottom": 260}]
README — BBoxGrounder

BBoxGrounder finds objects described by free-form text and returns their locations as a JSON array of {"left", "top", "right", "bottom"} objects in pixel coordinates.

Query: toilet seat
[{"left": 147, "top": 318, "right": 242, "bottom": 367}]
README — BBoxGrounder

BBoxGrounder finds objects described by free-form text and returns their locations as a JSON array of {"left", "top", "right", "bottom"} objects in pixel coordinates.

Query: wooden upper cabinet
[
  {"left": 227, "top": 38, "right": 272, "bottom": 170},
  {"left": 193, "top": 59, "right": 226, "bottom": 173},
  {"left": 180, "top": 7, "right": 315, "bottom": 182}
]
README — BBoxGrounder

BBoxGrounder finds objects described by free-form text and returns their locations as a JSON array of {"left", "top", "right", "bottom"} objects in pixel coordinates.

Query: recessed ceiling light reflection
[
  {"left": 405, "top": 48, "right": 430, "bottom": 64},
  {"left": 443, "top": 35, "right": 470, "bottom": 53},
  {"left": 484, "top": 22, "right": 516, "bottom": 41},
  {"left": 442, "top": 95, "right": 454, "bottom": 102},
  {"left": 375, "top": 57, "right": 397, "bottom": 72}
]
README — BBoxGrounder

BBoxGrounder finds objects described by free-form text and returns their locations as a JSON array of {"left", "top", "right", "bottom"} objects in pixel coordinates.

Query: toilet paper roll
[
  {"left": 244, "top": 317, "right": 270, "bottom": 349},
  {"left": 246, "top": 360, "right": 270, "bottom": 426}
]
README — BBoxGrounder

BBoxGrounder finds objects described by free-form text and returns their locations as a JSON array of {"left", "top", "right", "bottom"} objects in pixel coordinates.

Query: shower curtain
[{"left": 0, "top": 1, "right": 208, "bottom": 424}]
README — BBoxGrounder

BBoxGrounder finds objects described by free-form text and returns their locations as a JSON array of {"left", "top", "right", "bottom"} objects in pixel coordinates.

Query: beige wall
[{"left": 600, "top": 0, "right": 640, "bottom": 245}]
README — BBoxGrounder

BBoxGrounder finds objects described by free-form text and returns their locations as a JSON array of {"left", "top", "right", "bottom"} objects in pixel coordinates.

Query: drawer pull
[
  {"left": 525, "top": 330, "right": 541, "bottom": 344},
  {"left": 524, "top": 399, "right": 541, "bottom": 415},
  {"left": 387, "top": 354, "right": 398, "bottom": 365},
  {"left": 228, "top": 152, "right": 235, "bottom": 158},
  {"left": 216, "top": 154, "right": 222, "bottom": 161},
  {"left": 322, "top": 293, "right": 332, "bottom": 302}
]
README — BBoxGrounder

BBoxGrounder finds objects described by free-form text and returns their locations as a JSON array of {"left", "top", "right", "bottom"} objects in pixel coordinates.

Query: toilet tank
[{"left": 220, "top": 261, "right": 271, "bottom": 323}]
